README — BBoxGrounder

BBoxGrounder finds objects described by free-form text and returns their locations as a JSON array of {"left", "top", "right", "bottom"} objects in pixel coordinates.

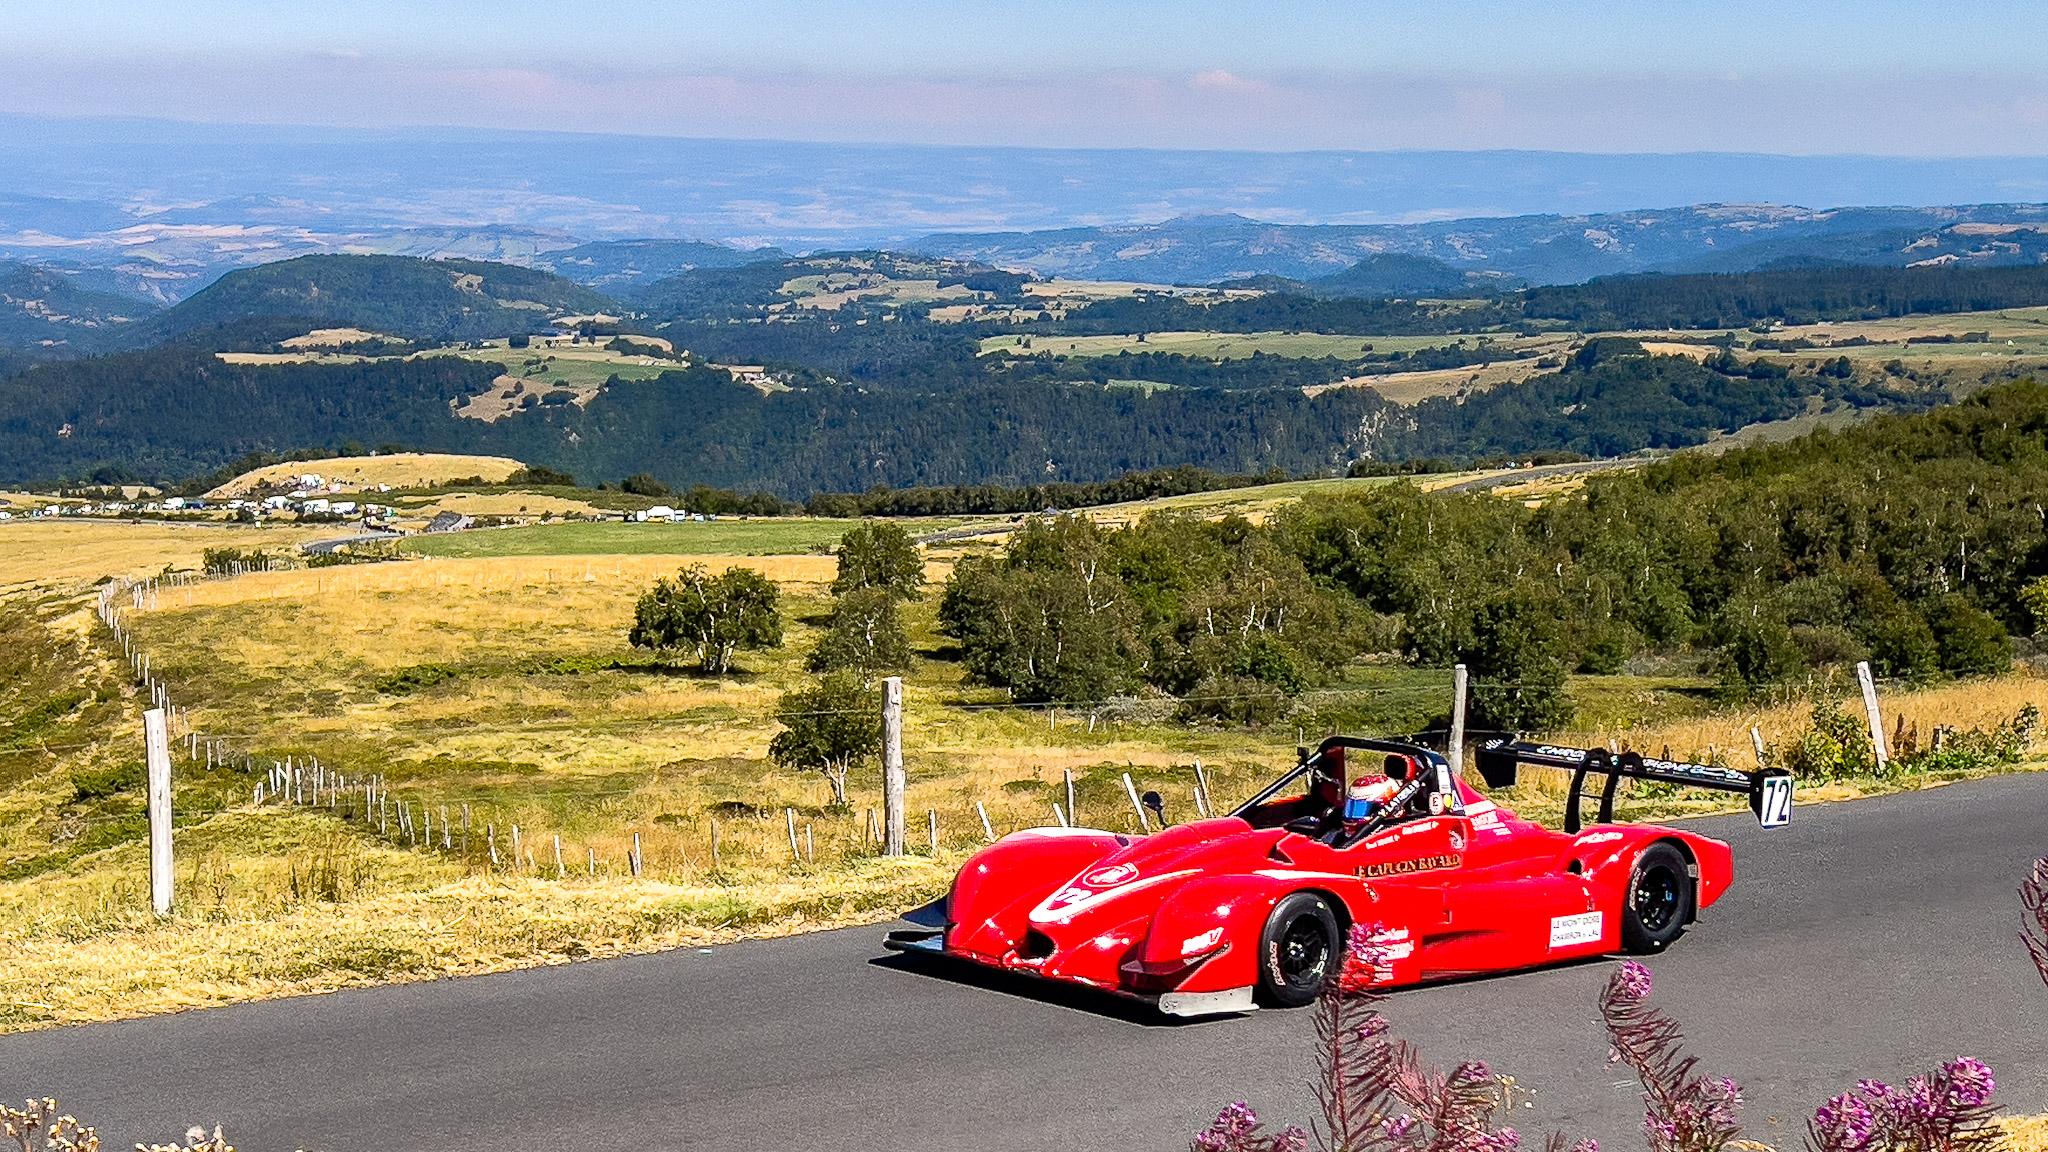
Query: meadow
[{"left": 399, "top": 518, "right": 861, "bottom": 558}]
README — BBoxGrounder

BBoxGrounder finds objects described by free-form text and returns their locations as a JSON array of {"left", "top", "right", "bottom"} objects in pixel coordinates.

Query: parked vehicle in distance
[{"left": 887, "top": 735, "right": 1793, "bottom": 1016}]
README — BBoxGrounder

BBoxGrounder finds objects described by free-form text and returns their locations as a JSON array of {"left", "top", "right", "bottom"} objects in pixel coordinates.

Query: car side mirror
[
  {"left": 1283, "top": 815, "right": 1322, "bottom": 836},
  {"left": 1141, "top": 790, "right": 1165, "bottom": 826}
]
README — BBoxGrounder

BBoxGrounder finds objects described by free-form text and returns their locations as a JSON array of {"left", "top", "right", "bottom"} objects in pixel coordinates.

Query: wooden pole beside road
[
  {"left": 145, "top": 707, "right": 173, "bottom": 917},
  {"left": 1449, "top": 664, "right": 1469, "bottom": 779},
  {"left": 882, "top": 676, "right": 906, "bottom": 857},
  {"left": 1857, "top": 661, "right": 1889, "bottom": 772}
]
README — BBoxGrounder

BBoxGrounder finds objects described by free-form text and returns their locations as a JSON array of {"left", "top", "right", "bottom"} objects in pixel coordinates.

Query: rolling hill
[{"left": 136, "top": 255, "right": 616, "bottom": 346}]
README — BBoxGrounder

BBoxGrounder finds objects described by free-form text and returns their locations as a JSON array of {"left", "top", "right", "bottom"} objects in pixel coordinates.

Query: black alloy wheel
[
  {"left": 1256, "top": 892, "right": 1341, "bottom": 1007},
  {"left": 1620, "top": 841, "right": 1695, "bottom": 954}
]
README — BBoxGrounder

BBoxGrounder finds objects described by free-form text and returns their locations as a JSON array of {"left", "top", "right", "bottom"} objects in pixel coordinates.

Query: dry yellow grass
[
  {"left": 2004, "top": 1115, "right": 2048, "bottom": 1152},
  {"left": 0, "top": 807, "right": 951, "bottom": 1031},
  {"left": 1552, "top": 675, "right": 2046, "bottom": 766},
  {"left": 0, "top": 521, "right": 335, "bottom": 595},
  {"left": 204, "top": 453, "right": 525, "bottom": 498}
]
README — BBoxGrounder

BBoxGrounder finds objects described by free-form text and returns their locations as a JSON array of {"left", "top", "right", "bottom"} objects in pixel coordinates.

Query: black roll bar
[{"left": 1229, "top": 736, "right": 1452, "bottom": 820}]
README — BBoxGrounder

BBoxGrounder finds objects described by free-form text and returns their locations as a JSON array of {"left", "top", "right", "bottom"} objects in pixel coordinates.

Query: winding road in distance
[{"left": 3, "top": 773, "right": 2044, "bottom": 1152}]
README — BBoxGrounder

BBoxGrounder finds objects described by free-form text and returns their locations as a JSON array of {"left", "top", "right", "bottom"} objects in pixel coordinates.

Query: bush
[
  {"left": 374, "top": 663, "right": 459, "bottom": 695},
  {"left": 621, "top": 472, "right": 672, "bottom": 497},
  {"left": 1925, "top": 597, "right": 2012, "bottom": 674},
  {"left": 1772, "top": 702, "right": 1879, "bottom": 780},
  {"left": 70, "top": 760, "right": 144, "bottom": 801}
]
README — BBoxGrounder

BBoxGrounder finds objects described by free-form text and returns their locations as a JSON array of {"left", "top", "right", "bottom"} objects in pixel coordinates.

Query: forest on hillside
[
  {"left": 934, "top": 381, "right": 2048, "bottom": 728},
  {"left": 0, "top": 336, "right": 1920, "bottom": 492}
]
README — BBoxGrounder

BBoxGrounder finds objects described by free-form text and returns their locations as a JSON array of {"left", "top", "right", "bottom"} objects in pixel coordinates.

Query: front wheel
[
  {"left": 1620, "top": 842, "right": 1695, "bottom": 954},
  {"left": 1255, "top": 892, "right": 1341, "bottom": 1008}
]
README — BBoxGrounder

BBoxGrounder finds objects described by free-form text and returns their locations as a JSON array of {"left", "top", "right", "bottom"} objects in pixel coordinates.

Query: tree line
[{"left": 933, "top": 381, "right": 2048, "bottom": 728}]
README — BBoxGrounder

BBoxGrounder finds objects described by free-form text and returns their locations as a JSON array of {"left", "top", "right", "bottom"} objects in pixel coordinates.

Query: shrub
[
  {"left": 374, "top": 663, "right": 459, "bottom": 695},
  {"left": 70, "top": 760, "right": 144, "bottom": 802},
  {"left": 621, "top": 472, "right": 672, "bottom": 497},
  {"left": 1924, "top": 597, "right": 2011, "bottom": 675},
  {"left": 1772, "top": 702, "right": 1878, "bottom": 781}
]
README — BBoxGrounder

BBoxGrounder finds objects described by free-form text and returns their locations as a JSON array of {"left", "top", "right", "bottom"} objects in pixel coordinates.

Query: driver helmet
[{"left": 1343, "top": 775, "right": 1401, "bottom": 824}]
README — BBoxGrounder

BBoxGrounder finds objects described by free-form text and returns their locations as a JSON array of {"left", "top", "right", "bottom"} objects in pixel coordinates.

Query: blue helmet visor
[{"left": 1344, "top": 795, "right": 1377, "bottom": 821}]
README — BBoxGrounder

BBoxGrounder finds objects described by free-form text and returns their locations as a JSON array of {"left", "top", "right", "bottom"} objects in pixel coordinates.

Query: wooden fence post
[
  {"left": 883, "top": 676, "right": 905, "bottom": 857},
  {"left": 1064, "top": 769, "right": 1076, "bottom": 829},
  {"left": 631, "top": 832, "right": 643, "bottom": 877},
  {"left": 1122, "top": 772, "right": 1149, "bottom": 831},
  {"left": 927, "top": 809, "right": 938, "bottom": 852},
  {"left": 976, "top": 801, "right": 994, "bottom": 843},
  {"left": 145, "top": 708, "right": 172, "bottom": 917},
  {"left": 1449, "top": 664, "right": 1470, "bottom": 779},
  {"left": 553, "top": 834, "right": 564, "bottom": 878},
  {"left": 786, "top": 808, "right": 800, "bottom": 860},
  {"left": 711, "top": 820, "right": 721, "bottom": 870},
  {"left": 1857, "top": 661, "right": 1888, "bottom": 772},
  {"left": 1192, "top": 760, "right": 1210, "bottom": 818}
]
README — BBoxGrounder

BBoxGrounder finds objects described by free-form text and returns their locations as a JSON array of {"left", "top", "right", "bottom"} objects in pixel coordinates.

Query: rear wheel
[
  {"left": 1255, "top": 892, "right": 1341, "bottom": 1008},
  {"left": 1620, "top": 842, "right": 1694, "bottom": 954}
]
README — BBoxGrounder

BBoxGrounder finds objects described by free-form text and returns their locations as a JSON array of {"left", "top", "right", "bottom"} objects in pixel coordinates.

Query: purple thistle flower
[
  {"left": 1272, "top": 1126, "right": 1309, "bottom": 1152},
  {"left": 1942, "top": 1058, "right": 1995, "bottom": 1109},
  {"left": 1812, "top": 1092, "right": 1876, "bottom": 1152},
  {"left": 1616, "top": 960, "right": 1654, "bottom": 1000},
  {"left": 1567, "top": 1140, "right": 1599, "bottom": 1152}
]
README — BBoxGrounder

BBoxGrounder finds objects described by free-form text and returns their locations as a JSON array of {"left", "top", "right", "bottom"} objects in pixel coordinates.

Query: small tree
[
  {"left": 769, "top": 673, "right": 883, "bottom": 805},
  {"left": 629, "top": 565, "right": 782, "bottom": 674},
  {"left": 807, "top": 587, "right": 912, "bottom": 678},
  {"left": 833, "top": 521, "right": 925, "bottom": 599}
]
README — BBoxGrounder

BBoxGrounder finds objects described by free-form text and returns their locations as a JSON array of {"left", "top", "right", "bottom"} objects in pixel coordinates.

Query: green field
[
  {"left": 424, "top": 345, "right": 678, "bottom": 391},
  {"left": 979, "top": 331, "right": 1556, "bottom": 360},
  {"left": 400, "top": 518, "right": 862, "bottom": 558}
]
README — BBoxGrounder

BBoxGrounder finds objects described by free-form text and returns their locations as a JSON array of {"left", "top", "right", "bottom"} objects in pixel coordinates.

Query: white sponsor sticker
[{"left": 1548, "top": 911, "right": 1604, "bottom": 949}]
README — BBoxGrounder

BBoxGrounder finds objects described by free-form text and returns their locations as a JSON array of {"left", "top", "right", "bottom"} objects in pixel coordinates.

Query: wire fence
[{"left": 69, "top": 563, "right": 2027, "bottom": 889}]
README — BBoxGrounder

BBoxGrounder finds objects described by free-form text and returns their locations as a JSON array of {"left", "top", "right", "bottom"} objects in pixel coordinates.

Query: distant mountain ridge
[
  {"left": 532, "top": 239, "right": 792, "bottom": 293},
  {"left": 909, "top": 204, "right": 2048, "bottom": 287}
]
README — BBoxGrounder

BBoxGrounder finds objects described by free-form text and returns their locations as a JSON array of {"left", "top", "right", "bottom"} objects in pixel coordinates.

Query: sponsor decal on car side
[
  {"left": 1548, "top": 910, "right": 1604, "bottom": 949},
  {"left": 1358, "top": 853, "right": 1461, "bottom": 879}
]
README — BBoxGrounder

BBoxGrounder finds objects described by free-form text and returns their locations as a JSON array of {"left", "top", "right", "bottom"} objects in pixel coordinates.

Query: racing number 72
[{"left": 1757, "top": 775, "right": 1793, "bottom": 828}]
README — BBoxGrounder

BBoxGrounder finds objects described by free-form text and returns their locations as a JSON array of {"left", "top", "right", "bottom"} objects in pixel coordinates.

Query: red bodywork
[{"left": 893, "top": 756, "right": 1736, "bottom": 1017}]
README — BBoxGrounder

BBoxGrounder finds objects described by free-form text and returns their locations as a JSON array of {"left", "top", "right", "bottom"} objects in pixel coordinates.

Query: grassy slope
[
  {"left": 400, "top": 518, "right": 858, "bottom": 557},
  {"left": 1, "top": 500, "right": 2043, "bottom": 1033}
]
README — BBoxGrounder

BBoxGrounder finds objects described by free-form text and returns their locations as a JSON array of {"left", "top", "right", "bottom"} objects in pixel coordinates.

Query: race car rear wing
[{"left": 1472, "top": 740, "right": 1793, "bottom": 833}]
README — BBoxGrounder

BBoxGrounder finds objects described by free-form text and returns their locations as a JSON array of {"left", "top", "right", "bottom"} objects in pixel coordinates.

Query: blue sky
[{"left": 8, "top": 1, "right": 2048, "bottom": 153}]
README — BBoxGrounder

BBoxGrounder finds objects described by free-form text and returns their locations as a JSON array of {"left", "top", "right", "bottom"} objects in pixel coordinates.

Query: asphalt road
[{"left": 4, "top": 773, "right": 2045, "bottom": 1152}]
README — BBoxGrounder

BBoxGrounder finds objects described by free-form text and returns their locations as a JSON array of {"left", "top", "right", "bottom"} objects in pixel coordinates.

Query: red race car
[{"left": 886, "top": 735, "right": 1793, "bottom": 1017}]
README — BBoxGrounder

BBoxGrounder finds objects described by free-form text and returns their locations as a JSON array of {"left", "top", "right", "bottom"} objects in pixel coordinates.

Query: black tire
[
  {"left": 1620, "top": 842, "right": 1695, "bottom": 954},
  {"left": 1255, "top": 892, "right": 1341, "bottom": 1008}
]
